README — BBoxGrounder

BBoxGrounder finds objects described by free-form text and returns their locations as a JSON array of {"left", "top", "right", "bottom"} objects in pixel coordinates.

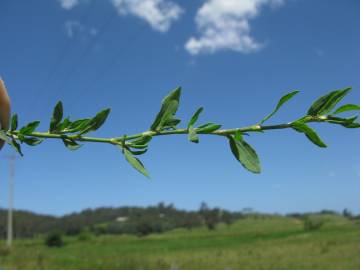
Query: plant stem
[{"left": 7, "top": 116, "right": 327, "bottom": 146}]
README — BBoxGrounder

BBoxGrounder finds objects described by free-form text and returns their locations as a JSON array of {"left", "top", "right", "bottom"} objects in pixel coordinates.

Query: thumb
[{"left": 0, "top": 77, "right": 11, "bottom": 150}]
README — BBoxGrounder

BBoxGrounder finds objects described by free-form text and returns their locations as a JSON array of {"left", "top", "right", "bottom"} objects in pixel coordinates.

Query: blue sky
[{"left": 0, "top": 0, "right": 359, "bottom": 216}]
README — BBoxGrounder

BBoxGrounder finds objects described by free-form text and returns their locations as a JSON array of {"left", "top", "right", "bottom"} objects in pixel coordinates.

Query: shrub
[
  {"left": 303, "top": 216, "right": 324, "bottom": 231},
  {"left": 45, "top": 232, "right": 64, "bottom": 247},
  {"left": 78, "top": 230, "right": 92, "bottom": 241},
  {"left": 0, "top": 246, "right": 11, "bottom": 257},
  {"left": 92, "top": 224, "right": 108, "bottom": 236}
]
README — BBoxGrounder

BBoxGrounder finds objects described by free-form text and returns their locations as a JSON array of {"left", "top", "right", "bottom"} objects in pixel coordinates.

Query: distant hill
[
  {"left": 0, "top": 205, "right": 355, "bottom": 238},
  {"left": 0, "top": 203, "right": 242, "bottom": 238},
  {"left": 0, "top": 208, "right": 57, "bottom": 238}
]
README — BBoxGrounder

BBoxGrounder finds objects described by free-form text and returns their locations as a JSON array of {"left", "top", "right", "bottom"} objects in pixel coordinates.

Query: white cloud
[
  {"left": 65, "top": 21, "right": 83, "bottom": 38},
  {"left": 64, "top": 20, "right": 97, "bottom": 38},
  {"left": 59, "top": 0, "right": 80, "bottom": 10},
  {"left": 111, "top": 0, "right": 183, "bottom": 32},
  {"left": 185, "top": 0, "right": 284, "bottom": 55},
  {"left": 59, "top": 0, "right": 183, "bottom": 32}
]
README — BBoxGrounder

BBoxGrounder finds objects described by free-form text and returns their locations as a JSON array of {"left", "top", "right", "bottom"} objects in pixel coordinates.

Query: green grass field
[{"left": 1, "top": 215, "right": 360, "bottom": 270}]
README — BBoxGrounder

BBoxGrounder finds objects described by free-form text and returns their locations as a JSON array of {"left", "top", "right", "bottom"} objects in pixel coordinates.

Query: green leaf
[
  {"left": 188, "top": 107, "right": 203, "bottom": 129},
  {"left": 122, "top": 148, "right": 150, "bottom": 178},
  {"left": 11, "top": 114, "right": 18, "bottom": 131},
  {"left": 291, "top": 122, "right": 327, "bottom": 148},
  {"left": 0, "top": 130, "right": 11, "bottom": 144},
  {"left": 19, "top": 121, "right": 40, "bottom": 135},
  {"left": 50, "top": 101, "right": 63, "bottom": 132},
  {"left": 62, "top": 138, "right": 82, "bottom": 150},
  {"left": 129, "top": 149, "right": 148, "bottom": 156},
  {"left": 188, "top": 126, "right": 199, "bottom": 143},
  {"left": 344, "top": 115, "right": 358, "bottom": 122},
  {"left": 163, "top": 118, "right": 181, "bottom": 130},
  {"left": 307, "top": 87, "right": 352, "bottom": 116},
  {"left": 22, "top": 137, "right": 44, "bottom": 146},
  {"left": 165, "top": 118, "right": 181, "bottom": 126},
  {"left": 17, "top": 134, "right": 25, "bottom": 141},
  {"left": 260, "top": 90, "right": 299, "bottom": 124},
  {"left": 66, "top": 119, "right": 91, "bottom": 133},
  {"left": 187, "top": 107, "right": 203, "bottom": 143},
  {"left": 0, "top": 130, "right": 23, "bottom": 155},
  {"left": 80, "top": 108, "right": 111, "bottom": 134},
  {"left": 150, "top": 87, "right": 181, "bottom": 131},
  {"left": 59, "top": 117, "right": 71, "bottom": 131},
  {"left": 127, "top": 143, "right": 148, "bottom": 149},
  {"left": 10, "top": 139, "right": 23, "bottom": 156},
  {"left": 229, "top": 136, "right": 261, "bottom": 174},
  {"left": 333, "top": 104, "right": 360, "bottom": 114},
  {"left": 343, "top": 122, "right": 360, "bottom": 128},
  {"left": 130, "top": 136, "right": 152, "bottom": 146},
  {"left": 89, "top": 108, "right": 111, "bottom": 131},
  {"left": 196, "top": 123, "right": 221, "bottom": 133},
  {"left": 326, "top": 115, "right": 358, "bottom": 128},
  {"left": 327, "top": 115, "right": 357, "bottom": 123}
]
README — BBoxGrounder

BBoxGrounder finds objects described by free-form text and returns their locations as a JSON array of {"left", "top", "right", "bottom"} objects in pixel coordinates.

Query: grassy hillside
[{"left": 0, "top": 215, "right": 359, "bottom": 270}]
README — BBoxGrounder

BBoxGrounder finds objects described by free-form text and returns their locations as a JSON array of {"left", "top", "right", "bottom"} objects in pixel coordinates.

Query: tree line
[
  {"left": 0, "top": 204, "right": 357, "bottom": 239},
  {"left": 0, "top": 202, "right": 243, "bottom": 238}
]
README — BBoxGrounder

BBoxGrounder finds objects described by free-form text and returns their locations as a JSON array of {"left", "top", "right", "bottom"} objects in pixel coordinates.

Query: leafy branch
[{"left": 0, "top": 87, "right": 359, "bottom": 178}]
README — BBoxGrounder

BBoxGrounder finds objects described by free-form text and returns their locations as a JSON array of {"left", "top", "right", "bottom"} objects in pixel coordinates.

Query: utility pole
[{"left": 4, "top": 155, "right": 16, "bottom": 248}]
